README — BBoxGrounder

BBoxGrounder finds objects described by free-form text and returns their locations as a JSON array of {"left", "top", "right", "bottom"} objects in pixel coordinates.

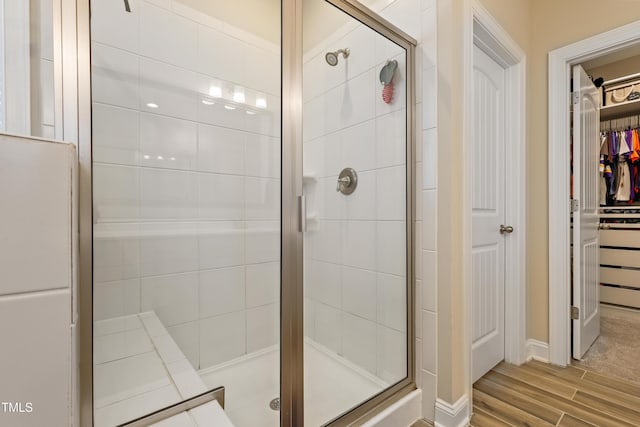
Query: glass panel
[
  {"left": 0, "top": 0, "right": 57, "bottom": 138},
  {"left": 302, "top": 1, "right": 408, "bottom": 425},
  {"left": 90, "top": 1, "right": 281, "bottom": 425}
]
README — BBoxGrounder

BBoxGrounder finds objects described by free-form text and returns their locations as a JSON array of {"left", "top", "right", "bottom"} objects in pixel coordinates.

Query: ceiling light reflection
[
  {"left": 209, "top": 85, "right": 222, "bottom": 98},
  {"left": 233, "top": 86, "right": 245, "bottom": 103},
  {"left": 256, "top": 96, "right": 267, "bottom": 109}
]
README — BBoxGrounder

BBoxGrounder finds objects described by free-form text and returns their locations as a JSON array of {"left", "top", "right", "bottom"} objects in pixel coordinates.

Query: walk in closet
[{"left": 590, "top": 57, "right": 640, "bottom": 309}]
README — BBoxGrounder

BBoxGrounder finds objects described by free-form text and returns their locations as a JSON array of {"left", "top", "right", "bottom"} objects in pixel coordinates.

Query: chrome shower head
[
  {"left": 325, "top": 52, "right": 338, "bottom": 66},
  {"left": 325, "top": 48, "right": 350, "bottom": 66}
]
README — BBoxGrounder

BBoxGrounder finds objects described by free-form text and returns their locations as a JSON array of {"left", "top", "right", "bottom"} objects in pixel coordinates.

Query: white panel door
[
  {"left": 471, "top": 46, "right": 506, "bottom": 383},
  {"left": 572, "top": 65, "right": 600, "bottom": 359}
]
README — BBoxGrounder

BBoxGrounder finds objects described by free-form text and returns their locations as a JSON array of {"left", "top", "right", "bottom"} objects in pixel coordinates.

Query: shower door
[
  {"left": 86, "top": 0, "right": 413, "bottom": 425},
  {"left": 299, "top": 1, "right": 415, "bottom": 425},
  {"left": 90, "top": 0, "right": 281, "bottom": 425}
]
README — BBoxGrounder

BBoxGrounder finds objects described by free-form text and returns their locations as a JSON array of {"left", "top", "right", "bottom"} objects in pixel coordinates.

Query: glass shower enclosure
[{"left": 85, "top": 0, "right": 415, "bottom": 425}]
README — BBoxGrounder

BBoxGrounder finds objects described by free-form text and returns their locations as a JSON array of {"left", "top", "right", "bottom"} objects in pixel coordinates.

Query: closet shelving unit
[
  {"left": 601, "top": 99, "right": 640, "bottom": 120},
  {"left": 598, "top": 72, "right": 640, "bottom": 308},
  {"left": 601, "top": 72, "right": 640, "bottom": 120},
  {"left": 599, "top": 208, "right": 640, "bottom": 308}
]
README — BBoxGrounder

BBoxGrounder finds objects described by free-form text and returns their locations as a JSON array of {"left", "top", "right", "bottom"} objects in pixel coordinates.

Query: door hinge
[
  {"left": 571, "top": 91, "right": 579, "bottom": 105},
  {"left": 570, "top": 199, "right": 579, "bottom": 212},
  {"left": 571, "top": 306, "right": 579, "bottom": 320}
]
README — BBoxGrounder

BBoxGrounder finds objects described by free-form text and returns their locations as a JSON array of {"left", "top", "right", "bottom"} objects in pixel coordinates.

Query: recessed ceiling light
[
  {"left": 170, "top": 157, "right": 176, "bottom": 161},
  {"left": 146, "top": 103, "right": 159, "bottom": 109},
  {"left": 246, "top": 110, "right": 256, "bottom": 115},
  {"left": 224, "top": 105, "right": 236, "bottom": 110},
  {"left": 143, "top": 155, "right": 150, "bottom": 159},
  {"left": 202, "top": 99, "right": 215, "bottom": 105},
  {"left": 157, "top": 155, "right": 163, "bottom": 160}
]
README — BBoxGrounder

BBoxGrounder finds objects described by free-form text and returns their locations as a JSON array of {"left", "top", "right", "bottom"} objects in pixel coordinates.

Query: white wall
[
  {"left": 0, "top": 135, "right": 76, "bottom": 427},
  {"left": 91, "top": 0, "right": 281, "bottom": 370}
]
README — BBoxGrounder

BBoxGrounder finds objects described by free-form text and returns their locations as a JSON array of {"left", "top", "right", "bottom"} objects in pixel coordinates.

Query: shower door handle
[{"left": 298, "top": 195, "right": 307, "bottom": 233}]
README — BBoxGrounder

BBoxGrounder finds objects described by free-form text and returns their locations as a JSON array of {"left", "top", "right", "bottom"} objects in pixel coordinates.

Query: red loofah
[{"left": 382, "top": 83, "right": 394, "bottom": 104}]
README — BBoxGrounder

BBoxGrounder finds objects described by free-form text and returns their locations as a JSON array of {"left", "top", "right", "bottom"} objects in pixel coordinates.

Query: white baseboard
[
  {"left": 434, "top": 395, "right": 469, "bottom": 427},
  {"left": 526, "top": 339, "right": 550, "bottom": 362}
]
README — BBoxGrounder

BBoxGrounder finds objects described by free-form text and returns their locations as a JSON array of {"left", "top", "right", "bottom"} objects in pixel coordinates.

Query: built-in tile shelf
[
  {"left": 303, "top": 174, "right": 317, "bottom": 185},
  {"left": 93, "top": 312, "right": 233, "bottom": 427},
  {"left": 306, "top": 213, "right": 320, "bottom": 231}
]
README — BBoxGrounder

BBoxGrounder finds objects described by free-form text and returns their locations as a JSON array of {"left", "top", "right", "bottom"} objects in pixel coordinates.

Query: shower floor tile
[
  {"left": 199, "top": 339, "right": 388, "bottom": 427},
  {"left": 94, "top": 313, "right": 389, "bottom": 426}
]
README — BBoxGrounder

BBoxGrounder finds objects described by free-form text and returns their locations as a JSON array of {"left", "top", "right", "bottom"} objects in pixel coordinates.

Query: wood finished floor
[{"left": 471, "top": 360, "right": 640, "bottom": 426}]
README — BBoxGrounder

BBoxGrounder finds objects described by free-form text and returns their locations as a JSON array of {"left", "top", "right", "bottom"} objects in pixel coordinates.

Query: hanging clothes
[
  {"left": 606, "top": 131, "right": 617, "bottom": 201},
  {"left": 614, "top": 130, "right": 631, "bottom": 202},
  {"left": 615, "top": 160, "right": 631, "bottom": 202},
  {"left": 600, "top": 134, "right": 608, "bottom": 206},
  {"left": 598, "top": 124, "right": 640, "bottom": 206},
  {"left": 631, "top": 129, "right": 640, "bottom": 162},
  {"left": 630, "top": 129, "right": 640, "bottom": 202},
  {"left": 620, "top": 130, "right": 632, "bottom": 155}
]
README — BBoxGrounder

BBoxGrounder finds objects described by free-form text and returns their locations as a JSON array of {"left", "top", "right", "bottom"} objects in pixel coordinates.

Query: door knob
[{"left": 500, "top": 225, "right": 514, "bottom": 234}]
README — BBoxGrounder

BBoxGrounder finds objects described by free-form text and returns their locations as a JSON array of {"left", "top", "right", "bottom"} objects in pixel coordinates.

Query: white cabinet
[{"left": 0, "top": 134, "right": 76, "bottom": 427}]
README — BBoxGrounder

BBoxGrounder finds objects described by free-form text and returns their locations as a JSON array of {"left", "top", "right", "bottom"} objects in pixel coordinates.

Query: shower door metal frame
[
  {"left": 281, "top": 0, "right": 305, "bottom": 425},
  {"left": 68, "top": 0, "right": 416, "bottom": 425}
]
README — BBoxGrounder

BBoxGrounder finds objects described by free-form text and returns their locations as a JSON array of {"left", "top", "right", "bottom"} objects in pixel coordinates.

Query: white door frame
[
  {"left": 548, "top": 20, "right": 640, "bottom": 366},
  {"left": 463, "top": 0, "right": 527, "bottom": 387}
]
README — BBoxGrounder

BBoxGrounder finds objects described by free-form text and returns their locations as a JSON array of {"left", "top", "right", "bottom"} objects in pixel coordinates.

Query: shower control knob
[
  {"left": 336, "top": 176, "right": 351, "bottom": 191},
  {"left": 336, "top": 168, "right": 358, "bottom": 195}
]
